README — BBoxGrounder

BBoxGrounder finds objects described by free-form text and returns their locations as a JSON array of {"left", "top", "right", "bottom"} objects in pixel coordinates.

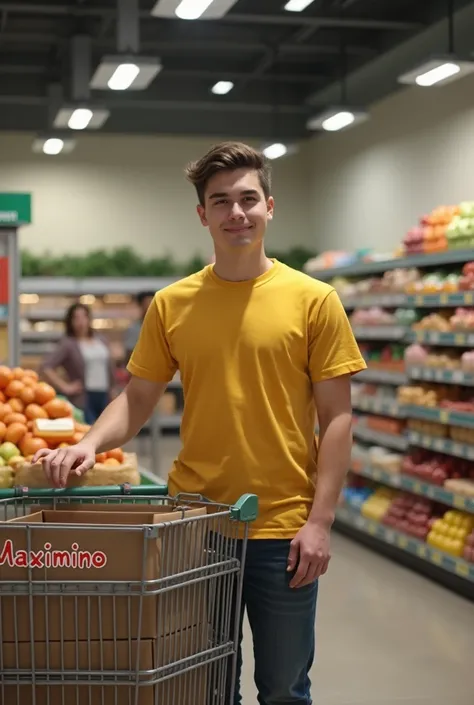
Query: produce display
[
  {"left": 382, "top": 494, "right": 435, "bottom": 541},
  {"left": 463, "top": 528, "right": 474, "bottom": 563},
  {"left": 402, "top": 450, "right": 474, "bottom": 486},
  {"left": 427, "top": 510, "right": 474, "bottom": 557},
  {"left": 350, "top": 308, "right": 417, "bottom": 327},
  {"left": 413, "top": 308, "right": 474, "bottom": 333},
  {"left": 359, "top": 343, "right": 406, "bottom": 371},
  {"left": 361, "top": 487, "right": 397, "bottom": 521},
  {"left": 403, "top": 205, "right": 459, "bottom": 255},
  {"left": 0, "top": 364, "right": 133, "bottom": 488},
  {"left": 404, "top": 344, "right": 474, "bottom": 371},
  {"left": 446, "top": 202, "right": 474, "bottom": 250}
]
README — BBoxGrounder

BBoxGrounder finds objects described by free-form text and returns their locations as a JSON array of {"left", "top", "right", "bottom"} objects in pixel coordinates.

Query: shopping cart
[{"left": 0, "top": 484, "right": 258, "bottom": 705}]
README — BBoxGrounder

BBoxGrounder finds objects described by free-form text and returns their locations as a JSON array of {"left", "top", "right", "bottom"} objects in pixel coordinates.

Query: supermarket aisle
[{"left": 138, "top": 437, "right": 474, "bottom": 705}]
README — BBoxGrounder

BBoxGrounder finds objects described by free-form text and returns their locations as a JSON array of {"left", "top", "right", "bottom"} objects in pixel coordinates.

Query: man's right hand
[{"left": 32, "top": 442, "right": 96, "bottom": 488}]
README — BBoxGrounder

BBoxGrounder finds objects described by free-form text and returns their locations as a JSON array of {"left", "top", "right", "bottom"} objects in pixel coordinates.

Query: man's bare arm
[{"left": 310, "top": 374, "right": 353, "bottom": 528}]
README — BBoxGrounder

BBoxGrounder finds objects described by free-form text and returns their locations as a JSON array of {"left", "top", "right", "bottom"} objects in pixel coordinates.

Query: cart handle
[
  {"left": 0, "top": 483, "right": 168, "bottom": 499},
  {"left": 0, "top": 486, "right": 259, "bottom": 523}
]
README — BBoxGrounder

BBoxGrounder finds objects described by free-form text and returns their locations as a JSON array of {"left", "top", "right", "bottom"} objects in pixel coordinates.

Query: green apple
[{"left": 0, "top": 442, "right": 21, "bottom": 462}]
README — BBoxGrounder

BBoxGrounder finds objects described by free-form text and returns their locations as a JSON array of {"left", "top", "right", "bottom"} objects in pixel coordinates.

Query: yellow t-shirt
[{"left": 127, "top": 259, "right": 366, "bottom": 538}]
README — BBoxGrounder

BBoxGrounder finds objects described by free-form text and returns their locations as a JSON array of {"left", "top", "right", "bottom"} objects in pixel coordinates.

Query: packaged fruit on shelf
[
  {"left": 463, "top": 528, "right": 474, "bottom": 563},
  {"left": 365, "top": 415, "right": 406, "bottom": 435},
  {"left": 361, "top": 487, "right": 398, "bottom": 521},
  {"left": 449, "top": 425, "right": 474, "bottom": 445},
  {"left": 403, "top": 204, "right": 459, "bottom": 256},
  {"left": 382, "top": 493, "right": 435, "bottom": 541},
  {"left": 427, "top": 510, "right": 474, "bottom": 557},
  {"left": 408, "top": 418, "right": 447, "bottom": 438},
  {"left": 402, "top": 449, "right": 474, "bottom": 486},
  {"left": 446, "top": 203, "right": 474, "bottom": 249},
  {"left": 368, "top": 447, "right": 403, "bottom": 473}
]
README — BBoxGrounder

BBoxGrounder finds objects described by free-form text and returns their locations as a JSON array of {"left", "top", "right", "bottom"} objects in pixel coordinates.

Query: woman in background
[{"left": 41, "top": 303, "right": 115, "bottom": 423}]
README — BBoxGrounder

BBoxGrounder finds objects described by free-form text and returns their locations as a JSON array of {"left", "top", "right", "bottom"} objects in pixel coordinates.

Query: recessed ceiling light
[
  {"left": 398, "top": 57, "right": 474, "bottom": 87},
  {"left": 32, "top": 135, "right": 76, "bottom": 156},
  {"left": 306, "top": 107, "right": 369, "bottom": 132},
  {"left": 211, "top": 80, "right": 234, "bottom": 95},
  {"left": 53, "top": 106, "right": 110, "bottom": 131},
  {"left": 284, "top": 0, "right": 315, "bottom": 11},
  {"left": 262, "top": 143, "right": 288, "bottom": 160},
  {"left": 151, "top": 0, "right": 238, "bottom": 20},
  {"left": 90, "top": 56, "right": 162, "bottom": 91}
]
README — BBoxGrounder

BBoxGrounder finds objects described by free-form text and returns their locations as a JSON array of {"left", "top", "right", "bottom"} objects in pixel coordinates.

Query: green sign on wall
[{"left": 0, "top": 193, "right": 31, "bottom": 227}]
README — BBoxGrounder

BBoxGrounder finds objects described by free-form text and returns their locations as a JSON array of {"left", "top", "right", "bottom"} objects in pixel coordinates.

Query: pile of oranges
[{"left": 0, "top": 365, "right": 124, "bottom": 466}]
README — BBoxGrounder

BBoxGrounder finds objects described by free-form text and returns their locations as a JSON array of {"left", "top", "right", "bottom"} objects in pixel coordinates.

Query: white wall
[
  {"left": 0, "top": 132, "right": 311, "bottom": 261},
  {"left": 307, "top": 72, "right": 474, "bottom": 253}
]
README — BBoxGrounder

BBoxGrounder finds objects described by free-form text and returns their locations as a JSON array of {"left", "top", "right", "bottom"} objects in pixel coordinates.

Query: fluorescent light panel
[
  {"left": 306, "top": 107, "right": 369, "bottom": 132},
  {"left": 284, "top": 0, "right": 316, "bottom": 11},
  {"left": 263, "top": 143, "right": 287, "bottom": 160},
  {"left": 211, "top": 80, "right": 234, "bottom": 95},
  {"left": 32, "top": 135, "right": 76, "bottom": 156},
  {"left": 398, "top": 57, "right": 474, "bottom": 87},
  {"left": 151, "top": 0, "right": 238, "bottom": 19},
  {"left": 90, "top": 56, "right": 162, "bottom": 91},
  {"left": 53, "top": 106, "right": 110, "bottom": 130}
]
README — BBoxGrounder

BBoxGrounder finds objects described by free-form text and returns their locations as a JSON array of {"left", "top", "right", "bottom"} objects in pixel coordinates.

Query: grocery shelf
[
  {"left": 351, "top": 464, "right": 474, "bottom": 513},
  {"left": 408, "top": 430, "right": 474, "bottom": 461},
  {"left": 411, "top": 330, "right": 474, "bottom": 347},
  {"left": 407, "top": 292, "right": 474, "bottom": 307},
  {"left": 352, "top": 425, "right": 408, "bottom": 451},
  {"left": 408, "top": 366, "right": 474, "bottom": 387},
  {"left": 308, "top": 249, "right": 474, "bottom": 282},
  {"left": 20, "top": 330, "right": 62, "bottom": 341},
  {"left": 352, "top": 397, "right": 407, "bottom": 418},
  {"left": 335, "top": 504, "right": 474, "bottom": 583},
  {"left": 407, "top": 405, "right": 474, "bottom": 429},
  {"left": 352, "top": 325, "right": 409, "bottom": 341},
  {"left": 355, "top": 369, "right": 408, "bottom": 385},
  {"left": 343, "top": 293, "right": 407, "bottom": 309},
  {"left": 20, "top": 276, "right": 180, "bottom": 296}
]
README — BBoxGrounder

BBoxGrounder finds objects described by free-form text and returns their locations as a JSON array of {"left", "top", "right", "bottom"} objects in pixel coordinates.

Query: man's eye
[
  {"left": 215, "top": 199, "right": 227, "bottom": 205},
  {"left": 244, "top": 197, "right": 256, "bottom": 202}
]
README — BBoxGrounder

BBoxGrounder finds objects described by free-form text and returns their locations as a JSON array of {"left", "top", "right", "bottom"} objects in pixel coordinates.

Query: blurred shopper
[
  {"left": 41, "top": 303, "right": 115, "bottom": 423},
  {"left": 124, "top": 291, "right": 154, "bottom": 363},
  {"left": 35, "top": 143, "right": 366, "bottom": 705}
]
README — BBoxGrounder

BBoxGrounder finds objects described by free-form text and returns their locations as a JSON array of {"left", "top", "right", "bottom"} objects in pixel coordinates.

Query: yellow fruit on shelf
[{"left": 427, "top": 510, "right": 474, "bottom": 557}]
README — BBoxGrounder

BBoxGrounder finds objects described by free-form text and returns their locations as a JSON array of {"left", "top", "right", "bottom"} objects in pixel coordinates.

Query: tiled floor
[{"left": 134, "top": 436, "right": 474, "bottom": 705}]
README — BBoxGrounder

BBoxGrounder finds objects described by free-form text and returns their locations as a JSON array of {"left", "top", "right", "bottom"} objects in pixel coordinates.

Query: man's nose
[{"left": 229, "top": 202, "right": 245, "bottom": 219}]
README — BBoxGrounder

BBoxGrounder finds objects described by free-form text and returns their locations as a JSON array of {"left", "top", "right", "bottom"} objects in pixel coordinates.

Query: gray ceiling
[{"left": 0, "top": 0, "right": 473, "bottom": 140}]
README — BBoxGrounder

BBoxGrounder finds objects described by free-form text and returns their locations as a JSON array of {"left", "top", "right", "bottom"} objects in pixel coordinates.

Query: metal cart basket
[{"left": 0, "top": 484, "right": 258, "bottom": 705}]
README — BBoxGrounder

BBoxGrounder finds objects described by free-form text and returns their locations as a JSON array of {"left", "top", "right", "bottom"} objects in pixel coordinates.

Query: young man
[{"left": 34, "top": 142, "right": 366, "bottom": 705}]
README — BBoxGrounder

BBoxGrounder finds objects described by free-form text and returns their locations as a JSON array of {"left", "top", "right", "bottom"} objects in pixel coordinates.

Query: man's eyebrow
[{"left": 208, "top": 189, "right": 259, "bottom": 199}]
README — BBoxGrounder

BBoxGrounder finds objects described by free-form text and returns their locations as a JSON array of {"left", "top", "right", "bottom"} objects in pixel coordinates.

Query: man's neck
[{"left": 212, "top": 246, "right": 273, "bottom": 282}]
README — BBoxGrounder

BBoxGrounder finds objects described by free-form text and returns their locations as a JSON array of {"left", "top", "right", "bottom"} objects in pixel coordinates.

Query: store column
[{"left": 0, "top": 193, "right": 31, "bottom": 366}]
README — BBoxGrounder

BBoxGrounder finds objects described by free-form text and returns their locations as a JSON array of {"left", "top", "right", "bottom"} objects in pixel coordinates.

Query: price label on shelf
[
  {"left": 398, "top": 536, "right": 408, "bottom": 549},
  {"left": 425, "top": 485, "right": 436, "bottom": 499},
  {"left": 452, "top": 371, "right": 464, "bottom": 384},
  {"left": 355, "top": 516, "right": 365, "bottom": 530},
  {"left": 415, "top": 295, "right": 424, "bottom": 306},
  {"left": 439, "top": 293, "right": 448, "bottom": 305},
  {"left": 390, "top": 475, "right": 401, "bottom": 488},
  {"left": 434, "top": 438, "right": 446, "bottom": 452},
  {"left": 412, "top": 481, "right": 422, "bottom": 493},
  {"left": 417, "top": 544, "right": 427, "bottom": 558},
  {"left": 435, "top": 369, "right": 444, "bottom": 382},
  {"left": 431, "top": 551, "right": 442, "bottom": 566},
  {"left": 429, "top": 332, "right": 440, "bottom": 343},
  {"left": 368, "top": 522, "right": 376, "bottom": 535},
  {"left": 455, "top": 333, "right": 466, "bottom": 345},
  {"left": 455, "top": 562, "right": 469, "bottom": 578},
  {"left": 439, "top": 410, "right": 450, "bottom": 424},
  {"left": 464, "top": 292, "right": 474, "bottom": 305},
  {"left": 453, "top": 495, "right": 466, "bottom": 510},
  {"left": 385, "top": 530, "right": 395, "bottom": 544}
]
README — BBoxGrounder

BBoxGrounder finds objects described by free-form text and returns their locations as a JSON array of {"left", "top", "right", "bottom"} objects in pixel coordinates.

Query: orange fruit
[
  {"left": 11, "top": 367, "right": 25, "bottom": 380},
  {"left": 19, "top": 386, "right": 36, "bottom": 405},
  {"left": 9, "top": 398, "right": 25, "bottom": 414},
  {"left": 0, "top": 421, "right": 6, "bottom": 441},
  {"left": 95, "top": 452, "right": 107, "bottom": 464},
  {"left": 34, "top": 382, "right": 56, "bottom": 405},
  {"left": 4, "top": 422, "right": 28, "bottom": 445},
  {"left": 25, "top": 404, "right": 48, "bottom": 421},
  {"left": 4, "top": 413, "right": 27, "bottom": 426},
  {"left": 22, "top": 376, "right": 36, "bottom": 388},
  {"left": 0, "top": 403, "right": 13, "bottom": 421},
  {"left": 0, "top": 391, "right": 5, "bottom": 403},
  {"left": 0, "top": 366, "right": 13, "bottom": 390},
  {"left": 103, "top": 458, "right": 120, "bottom": 466},
  {"left": 21, "top": 436, "right": 48, "bottom": 456},
  {"left": 107, "top": 448, "right": 124, "bottom": 463},
  {"left": 4, "top": 380, "right": 25, "bottom": 399},
  {"left": 22, "top": 369, "right": 39, "bottom": 382},
  {"left": 43, "top": 399, "right": 71, "bottom": 419}
]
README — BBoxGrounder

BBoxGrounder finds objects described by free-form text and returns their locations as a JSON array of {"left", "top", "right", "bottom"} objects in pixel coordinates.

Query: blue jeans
[
  {"left": 232, "top": 539, "right": 318, "bottom": 705},
  {"left": 84, "top": 390, "right": 109, "bottom": 425}
]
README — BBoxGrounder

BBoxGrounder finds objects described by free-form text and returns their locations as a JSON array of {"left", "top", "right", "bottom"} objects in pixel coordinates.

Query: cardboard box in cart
[{"left": 0, "top": 504, "right": 210, "bottom": 643}]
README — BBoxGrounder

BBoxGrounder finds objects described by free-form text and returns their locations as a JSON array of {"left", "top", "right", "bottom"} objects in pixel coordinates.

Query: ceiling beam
[
  {"left": 0, "top": 3, "right": 423, "bottom": 31},
  {"left": 0, "top": 33, "right": 375, "bottom": 58}
]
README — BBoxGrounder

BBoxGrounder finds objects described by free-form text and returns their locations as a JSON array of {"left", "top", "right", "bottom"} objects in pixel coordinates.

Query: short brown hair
[{"left": 185, "top": 141, "right": 272, "bottom": 206}]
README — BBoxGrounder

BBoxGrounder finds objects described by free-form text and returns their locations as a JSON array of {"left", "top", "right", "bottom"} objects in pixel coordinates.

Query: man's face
[{"left": 197, "top": 168, "right": 274, "bottom": 252}]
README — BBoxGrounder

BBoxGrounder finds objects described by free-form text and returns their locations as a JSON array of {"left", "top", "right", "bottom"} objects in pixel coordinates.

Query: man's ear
[
  {"left": 266, "top": 196, "right": 275, "bottom": 222},
  {"left": 197, "top": 204, "right": 208, "bottom": 226}
]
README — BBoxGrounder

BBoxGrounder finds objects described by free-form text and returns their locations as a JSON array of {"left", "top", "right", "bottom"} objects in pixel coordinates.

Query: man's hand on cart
[{"left": 32, "top": 443, "right": 96, "bottom": 488}]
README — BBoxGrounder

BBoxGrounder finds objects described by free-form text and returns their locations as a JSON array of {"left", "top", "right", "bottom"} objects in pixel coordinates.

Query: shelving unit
[{"left": 311, "top": 247, "right": 474, "bottom": 596}]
